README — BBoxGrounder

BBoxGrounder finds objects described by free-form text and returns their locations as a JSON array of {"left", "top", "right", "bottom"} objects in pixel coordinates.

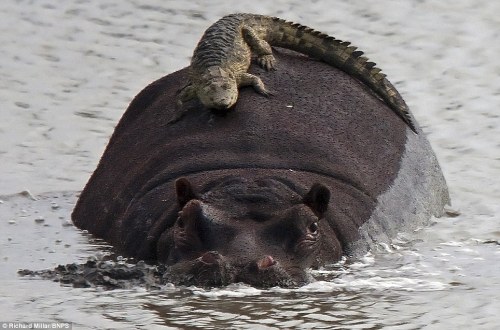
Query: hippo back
[{"left": 72, "top": 49, "right": 449, "bottom": 261}]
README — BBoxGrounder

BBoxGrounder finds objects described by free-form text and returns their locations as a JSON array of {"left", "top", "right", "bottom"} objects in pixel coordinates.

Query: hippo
[{"left": 72, "top": 48, "right": 449, "bottom": 287}]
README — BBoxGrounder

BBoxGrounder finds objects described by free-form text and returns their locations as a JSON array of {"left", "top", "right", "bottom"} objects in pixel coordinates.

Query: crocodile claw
[{"left": 258, "top": 55, "right": 277, "bottom": 71}]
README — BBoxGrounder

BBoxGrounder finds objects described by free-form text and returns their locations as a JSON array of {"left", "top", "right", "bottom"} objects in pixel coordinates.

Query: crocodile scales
[{"left": 178, "top": 13, "right": 417, "bottom": 133}]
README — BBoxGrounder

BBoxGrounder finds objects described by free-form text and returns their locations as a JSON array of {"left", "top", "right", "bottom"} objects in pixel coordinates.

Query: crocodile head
[{"left": 197, "top": 68, "right": 239, "bottom": 110}]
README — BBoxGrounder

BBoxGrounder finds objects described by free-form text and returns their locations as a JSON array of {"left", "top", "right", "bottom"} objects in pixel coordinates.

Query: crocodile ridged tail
[{"left": 267, "top": 16, "right": 417, "bottom": 133}]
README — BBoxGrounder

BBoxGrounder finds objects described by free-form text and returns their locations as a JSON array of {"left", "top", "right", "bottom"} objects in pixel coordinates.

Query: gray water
[{"left": 1, "top": 1, "right": 499, "bottom": 329}]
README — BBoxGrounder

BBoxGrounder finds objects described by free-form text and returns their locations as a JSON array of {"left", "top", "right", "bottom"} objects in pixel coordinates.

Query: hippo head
[{"left": 161, "top": 177, "right": 337, "bottom": 288}]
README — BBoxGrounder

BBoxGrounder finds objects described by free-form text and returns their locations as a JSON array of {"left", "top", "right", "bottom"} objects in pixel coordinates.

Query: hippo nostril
[
  {"left": 257, "top": 255, "right": 276, "bottom": 270},
  {"left": 200, "top": 251, "right": 221, "bottom": 265}
]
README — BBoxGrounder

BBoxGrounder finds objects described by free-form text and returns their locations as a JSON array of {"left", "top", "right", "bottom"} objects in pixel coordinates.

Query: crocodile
[{"left": 178, "top": 13, "right": 417, "bottom": 133}]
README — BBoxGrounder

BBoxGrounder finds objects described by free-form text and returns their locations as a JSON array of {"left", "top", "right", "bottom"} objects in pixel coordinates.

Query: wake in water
[
  {"left": 17, "top": 235, "right": 449, "bottom": 294},
  {"left": 19, "top": 256, "right": 165, "bottom": 290}
]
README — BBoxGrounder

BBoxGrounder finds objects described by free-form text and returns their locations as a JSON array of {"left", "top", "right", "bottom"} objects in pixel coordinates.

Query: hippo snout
[
  {"left": 163, "top": 251, "right": 236, "bottom": 287},
  {"left": 164, "top": 252, "right": 309, "bottom": 288},
  {"left": 199, "top": 251, "right": 223, "bottom": 265},
  {"left": 257, "top": 255, "right": 276, "bottom": 269}
]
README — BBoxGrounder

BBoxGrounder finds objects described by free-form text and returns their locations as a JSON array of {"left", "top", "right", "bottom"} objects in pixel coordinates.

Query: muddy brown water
[{"left": 1, "top": 1, "right": 499, "bottom": 329}]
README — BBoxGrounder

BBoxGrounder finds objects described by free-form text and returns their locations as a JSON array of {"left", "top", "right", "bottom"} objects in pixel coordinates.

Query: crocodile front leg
[
  {"left": 242, "top": 26, "right": 276, "bottom": 71},
  {"left": 177, "top": 83, "right": 197, "bottom": 107},
  {"left": 238, "top": 73, "right": 272, "bottom": 96}
]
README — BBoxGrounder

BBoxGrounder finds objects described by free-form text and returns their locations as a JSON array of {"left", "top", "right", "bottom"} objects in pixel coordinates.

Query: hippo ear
[
  {"left": 175, "top": 177, "right": 198, "bottom": 207},
  {"left": 303, "top": 183, "right": 330, "bottom": 218}
]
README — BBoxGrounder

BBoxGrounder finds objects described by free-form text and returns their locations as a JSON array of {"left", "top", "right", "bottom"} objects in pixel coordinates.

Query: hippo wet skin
[{"left": 72, "top": 49, "right": 449, "bottom": 287}]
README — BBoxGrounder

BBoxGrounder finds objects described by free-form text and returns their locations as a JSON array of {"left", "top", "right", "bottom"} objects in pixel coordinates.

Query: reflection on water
[{"left": 1, "top": 0, "right": 499, "bottom": 329}]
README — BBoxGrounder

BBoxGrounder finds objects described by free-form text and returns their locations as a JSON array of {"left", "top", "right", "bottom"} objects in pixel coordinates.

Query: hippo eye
[{"left": 308, "top": 222, "right": 319, "bottom": 234}]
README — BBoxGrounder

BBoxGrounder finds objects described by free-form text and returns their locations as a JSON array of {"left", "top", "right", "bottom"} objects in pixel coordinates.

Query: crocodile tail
[{"left": 267, "top": 16, "right": 417, "bottom": 133}]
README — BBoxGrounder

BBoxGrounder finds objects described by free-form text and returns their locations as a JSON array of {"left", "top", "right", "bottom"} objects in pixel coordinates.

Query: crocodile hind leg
[{"left": 242, "top": 26, "right": 276, "bottom": 71}]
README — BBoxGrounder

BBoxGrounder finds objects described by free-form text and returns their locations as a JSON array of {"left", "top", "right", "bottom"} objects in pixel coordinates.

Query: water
[{"left": 1, "top": 0, "right": 499, "bottom": 329}]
